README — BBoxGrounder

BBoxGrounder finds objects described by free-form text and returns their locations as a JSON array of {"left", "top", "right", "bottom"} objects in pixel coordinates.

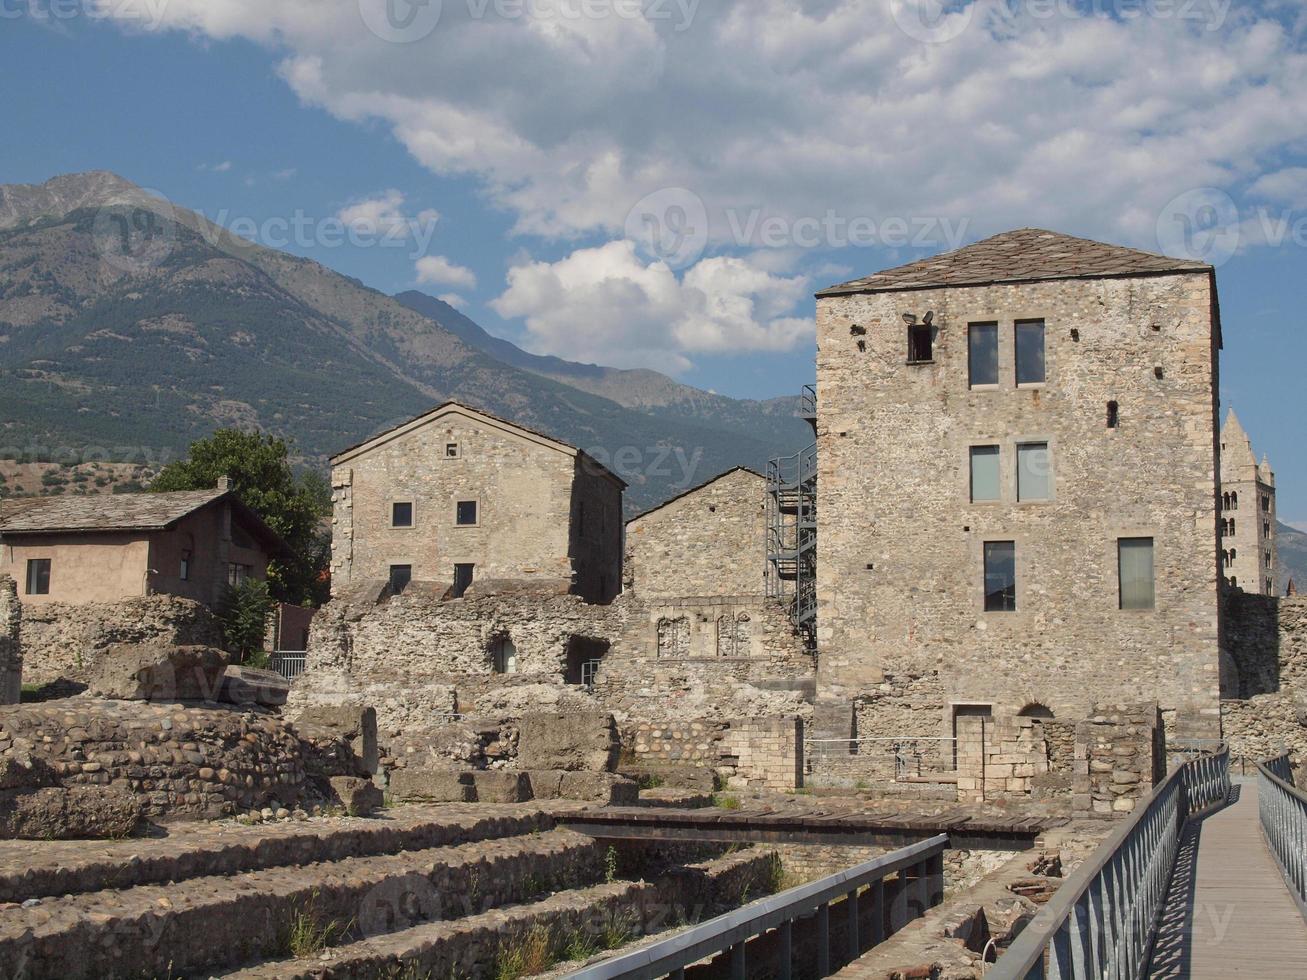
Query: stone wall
[
  {"left": 957, "top": 716, "right": 1051, "bottom": 803},
  {"left": 624, "top": 467, "right": 767, "bottom": 598},
  {"left": 626, "top": 716, "right": 805, "bottom": 791},
  {"left": 1072, "top": 703, "right": 1163, "bottom": 819},
  {"left": 815, "top": 271, "right": 1222, "bottom": 739},
  {"left": 1220, "top": 593, "right": 1307, "bottom": 765},
  {"left": 19, "top": 595, "right": 222, "bottom": 686},
  {"left": 0, "top": 698, "right": 309, "bottom": 820},
  {"left": 0, "top": 577, "right": 18, "bottom": 705}
]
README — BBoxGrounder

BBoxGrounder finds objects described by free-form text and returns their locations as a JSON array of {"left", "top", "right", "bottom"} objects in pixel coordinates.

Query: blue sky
[{"left": 1, "top": 2, "right": 1305, "bottom": 520}]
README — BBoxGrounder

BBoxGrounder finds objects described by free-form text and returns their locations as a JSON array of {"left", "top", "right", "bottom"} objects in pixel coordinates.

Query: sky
[{"left": 0, "top": 0, "right": 1305, "bottom": 519}]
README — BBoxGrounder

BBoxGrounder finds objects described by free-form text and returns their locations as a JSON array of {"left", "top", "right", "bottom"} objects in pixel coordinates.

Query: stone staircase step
[
  {"left": 0, "top": 829, "right": 603, "bottom": 980},
  {"left": 219, "top": 879, "right": 660, "bottom": 980},
  {"left": 0, "top": 803, "right": 561, "bottom": 902}
]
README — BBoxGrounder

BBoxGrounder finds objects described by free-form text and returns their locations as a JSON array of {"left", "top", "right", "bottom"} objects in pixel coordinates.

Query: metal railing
[
  {"left": 988, "top": 745, "right": 1230, "bottom": 980},
  {"left": 566, "top": 834, "right": 948, "bottom": 980},
  {"left": 269, "top": 651, "right": 307, "bottom": 681},
  {"left": 1256, "top": 752, "right": 1307, "bottom": 916}
]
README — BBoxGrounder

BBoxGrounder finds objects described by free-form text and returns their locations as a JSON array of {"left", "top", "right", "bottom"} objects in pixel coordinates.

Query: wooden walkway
[{"left": 1148, "top": 777, "right": 1307, "bottom": 977}]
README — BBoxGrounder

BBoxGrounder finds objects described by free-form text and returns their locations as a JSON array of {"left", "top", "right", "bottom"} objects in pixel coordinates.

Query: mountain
[
  {"left": 0, "top": 172, "right": 811, "bottom": 512},
  {"left": 1278, "top": 522, "right": 1307, "bottom": 595}
]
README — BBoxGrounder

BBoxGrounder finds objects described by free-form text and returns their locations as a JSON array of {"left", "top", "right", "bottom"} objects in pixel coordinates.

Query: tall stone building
[
  {"left": 1219, "top": 409, "right": 1278, "bottom": 595},
  {"left": 330, "top": 401, "right": 625, "bottom": 603},
  {"left": 813, "top": 228, "right": 1223, "bottom": 743}
]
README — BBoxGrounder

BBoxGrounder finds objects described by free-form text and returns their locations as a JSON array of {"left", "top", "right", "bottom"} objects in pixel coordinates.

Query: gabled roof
[
  {"left": 626, "top": 466, "right": 764, "bottom": 525},
  {"left": 817, "top": 228, "right": 1213, "bottom": 297},
  {"left": 331, "top": 400, "right": 627, "bottom": 488},
  {"left": 0, "top": 489, "right": 288, "bottom": 554}
]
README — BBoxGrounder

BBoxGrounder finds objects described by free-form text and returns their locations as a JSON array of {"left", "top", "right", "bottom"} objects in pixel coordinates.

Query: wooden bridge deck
[{"left": 1149, "top": 777, "right": 1307, "bottom": 977}]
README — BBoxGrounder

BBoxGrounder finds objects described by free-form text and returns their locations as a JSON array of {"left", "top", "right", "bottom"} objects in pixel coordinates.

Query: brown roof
[
  {"left": 0, "top": 498, "right": 50, "bottom": 524},
  {"left": 817, "top": 228, "right": 1213, "bottom": 297}
]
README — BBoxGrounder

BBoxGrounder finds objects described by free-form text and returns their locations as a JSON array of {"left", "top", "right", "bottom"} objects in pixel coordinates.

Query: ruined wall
[
  {"left": 625, "top": 467, "right": 766, "bottom": 598},
  {"left": 330, "top": 407, "right": 621, "bottom": 603},
  {"left": 626, "top": 715, "right": 804, "bottom": 791},
  {"left": 1073, "top": 703, "right": 1163, "bottom": 819},
  {"left": 18, "top": 595, "right": 222, "bottom": 686},
  {"left": 815, "top": 272, "right": 1222, "bottom": 739},
  {"left": 1220, "top": 593, "right": 1307, "bottom": 764},
  {"left": 0, "top": 577, "right": 19, "bottom": 704}
]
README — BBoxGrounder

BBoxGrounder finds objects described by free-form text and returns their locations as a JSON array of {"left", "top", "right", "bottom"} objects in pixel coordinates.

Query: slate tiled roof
[
  {"left": 0, "top": 498, "right": 50, "bottom": 525},
  {"left": 0, "top": 489, "right": 228, "bottom": 534},
  {"left": 818, "top": 228, "right": 1213, "bottom": 296}
]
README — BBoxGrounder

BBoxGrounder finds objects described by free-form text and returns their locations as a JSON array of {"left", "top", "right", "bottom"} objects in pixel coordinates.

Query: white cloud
[
  {"left": 198, "top": 160, "right": 233, "bottom": 173},
  {"left": 490, "top": 240, "right": 813, "bottom": 372},
  {"left": 437, "top": 292, "right": 469, "bottom": 309},
  {"left": 335, "top": 189, "right": 439, "bottom": 240},
  {"left": 415, "top": 254, "right": 477, "bottom": 289}
]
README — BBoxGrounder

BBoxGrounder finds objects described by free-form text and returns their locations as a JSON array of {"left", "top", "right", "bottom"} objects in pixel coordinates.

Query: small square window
[
  {"left": 389, "top": 564, "right": 412, "bottom": 595},
  {"left": 969, "top": 446, "right": 1000, "bottom": 502},
  {"left": 452, "top": 563, "right": 475, "bottom": 599},
  {"left": 25, "top": 558, "right": 51, "bottom": 596},
  {"left": 983, "top": 542, "right": 1016, "bottom": 612},
  {"left": 445, "top": 443, "right": 460, "bottom": 458},
  {"left": 456, "top": 500, "right": 478, "bottom": 526},
  {"left": 968, "top": 323, "right": 998, "bottom": 387},
  {"left": 392, "top": 502, "right": 414, "bottom": 528},
  {"left": 1015, "top": 319, "right": 1046, "bottom": 385}
]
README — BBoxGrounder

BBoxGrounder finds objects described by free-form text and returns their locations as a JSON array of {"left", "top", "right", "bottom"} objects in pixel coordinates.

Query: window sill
[
  {"left": 906, "top": 359, "right": 935, "bottom": 366},
  {"left": 968, "top": 384, "right": 1000, "bottom": 391},
  {"left": 1016, "top": 382, "right": 1047, "bottom": 390}
]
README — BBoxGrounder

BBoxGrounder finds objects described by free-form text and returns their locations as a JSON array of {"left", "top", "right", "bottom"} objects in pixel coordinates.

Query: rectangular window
[
  {"left": 969, "top": 446, "right": 1001, "bottom": 502},
  {"left": 445, "top": 442, "right": 460, "bottom": 458},
  {"left": 227, "top": 563, "right": 252, "bottom": 587},
  {"left": 180, "top": 551, "right": 191, "bottom": 581},
  {"left": 907, "top": 323, "right": 933, "bottom": 363},
  {"left": 1016, "top": 442, "right": 1051, "bottom": 501},
  {"left": 983, "top": 542, "right": 1016, "bottom": 612},
  {"left": 968, "top": 323, "right": 998, "bottom": 387},
  {"left": 1015, "top": 319, "right": 1046, "bottom": 385},
  {"left": 452, "top": 563, "right": 475, "bottom": 599},
  {"left": 392, "top": 501, "right": 414, "bottom": 528},
  {"left": 456, "top": 500, "right": 478, "bottom": 526},
  {"left": 1118, "top": 538, "right": 1155, "bottom": 610},
  {"left": 1263, "top": 494, "right": 1271, "bottom": 512},
  {"left": 25, "top": 558, "right": 51, "bottom": 596},
  {"left": 389, "top": 564, "right": 412, "bottom": 595}
]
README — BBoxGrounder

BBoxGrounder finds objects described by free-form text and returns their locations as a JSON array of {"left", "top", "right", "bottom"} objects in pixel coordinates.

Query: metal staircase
[{"left": 767, "top": 385, "right": 818, "bottom": 648}]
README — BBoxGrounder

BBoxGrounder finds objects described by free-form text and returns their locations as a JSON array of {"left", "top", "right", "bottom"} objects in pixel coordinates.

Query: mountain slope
[
  {"left": 0, "top": 172, "right": 810, "bottom": 511},
  {"left": 1278, "top": 522, "right": 1307, "bottom": 595}
]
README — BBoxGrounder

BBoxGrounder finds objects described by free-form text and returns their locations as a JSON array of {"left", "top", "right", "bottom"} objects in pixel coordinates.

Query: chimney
[{"left": 217, "top": 476, "right": 231, "bottom": 492}]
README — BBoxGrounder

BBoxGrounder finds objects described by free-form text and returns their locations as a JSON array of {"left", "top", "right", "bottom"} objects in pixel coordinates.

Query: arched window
[
  {"left": 1222, "top": 492, "right": 1230, "bottom": 511},
  {"left": 1230, "top": 491, "right": 1238, "bottom": 510},
  {"left": 1017, "top": 702, "right": 1055, "bottom": 719},
  {"left": 656, "top": 617, "right": 689, "bottom": 658},
  {"left": 1229, "top": 518, "right": 1236, "bottom": 536},
  {"left": 1220, "top": 519, "right": 1228, "bottom": 537},
  {"left": 1230, "top": 548, "right": 1237, "bottom": 563},
  {"left": 1222, "top": 549, "right": 1230, "bottom": 568}
]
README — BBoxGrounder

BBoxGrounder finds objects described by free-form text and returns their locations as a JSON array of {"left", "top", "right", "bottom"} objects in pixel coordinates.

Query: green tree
[
  {"left": 217, "top": 578, "right": 275, "bottom": 663},
  {"left": 151, "top": 429, "right": 330, "bottom": 605}
]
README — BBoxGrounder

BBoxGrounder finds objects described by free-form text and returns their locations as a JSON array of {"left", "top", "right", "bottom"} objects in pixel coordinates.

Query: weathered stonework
[
  {"left": 0, "top": 577, "right": 19, "bottom": 704},
  {"left": 626, "top": 715, "right": 805, "bottom": 790},
  {"left": 1220, "top": 593, "right": 1307, "bottom": 765},
  {"left": 18, "top": 594, "right": 222, "bottom": 686},
  {"left": 330, "top": 402, "right": 623, "bottom": 603},
  {"left": 1071, "top": 703, "right": 1163, "bottom": 819},
  {"left": 815, "top": 262, "right": 1222, "bottom": 741}
]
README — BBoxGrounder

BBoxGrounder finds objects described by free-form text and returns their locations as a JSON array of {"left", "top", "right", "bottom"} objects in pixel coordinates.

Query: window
[
  {"left": 970, "top": 446, "right": 1001, "bottom": 502},
  {"left": 968, "top": 323, "right": 998, "bottom": 386},
  {"left": 1230, "top": 548, "right": 1237, "bottom": 563},
  {"left": 1118, "top": 538, "right": 1155, "bottom": 610},
  {"left": 456, "top": 500, "right": 478, "bottom": 526},
  {"left": 389, "top": 564, "right": 412, "bottom": 595},
  {"left": 1266, "top": 551, "right": 1272, "bottom": 568},
  {"left": 1230, "top": 491, "right": 1238, "bottom": 510},
  {"left": 1264, "top": 521, "right": 1271, "bottom": 538},
  {"left": 227, "top": 563, "right": 252, "bottom": 586},
  {"left": 1229, "top": 519, "right": 1236, "bottom": 537},
  {"left": 490, "top": 635, "right": 517, "bottom": 674},
  {"left": 907, "top": 322, "right": 933, "bottom": 363},
  {"left": 1263, "top": 494, "right": 1271, "bottom": 513},
  {"left": 1107, "top": 401, "right": 1119, "bottom": 429},
  {"left": 1016, "top": 442, "right": 1051, "bottom": 501},
  {"left": 392, "top": 501, "right": 414, "bottom": 528},
  {"left": 1015, "top": 319, "right": 1046, "bottom": 384},
  {"left": 25, "top": 558, "right": 50, "bottom": 596},
  {"left": 1222, "top": 549, "right": 1230, "bottom": 569},
  {"left": 452, "top": 563, "right": 475, "bottom": 598},
  {"left": 180, "top": 550, "right": 191, "bottom": 581},
  {"left": 445, "top": 442, "right": 460, "bottom": 458},
  {"left": 983, "top": 541, "right": 1016, "bottom": 612}
]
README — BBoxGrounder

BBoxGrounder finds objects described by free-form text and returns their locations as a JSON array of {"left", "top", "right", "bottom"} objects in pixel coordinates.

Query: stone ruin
[{"left": 0, "top": 576, "right": 18, "bottom": 706}]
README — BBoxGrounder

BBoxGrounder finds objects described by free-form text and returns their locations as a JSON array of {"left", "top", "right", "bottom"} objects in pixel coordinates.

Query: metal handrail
[
  {"left": 988, "top": 745, "right": 1230, "bottom": 980},
  {"left": 566, "top": 834, "right": 948, "bottom": 980},
  {"left": 1255, "top": 753, "right": 1307, "bottom": 917}
]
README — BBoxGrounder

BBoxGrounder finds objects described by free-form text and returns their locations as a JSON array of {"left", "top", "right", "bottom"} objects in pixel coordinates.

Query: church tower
[{"left": 1219, "top": 409, "right": 1278, "bottom": 595}]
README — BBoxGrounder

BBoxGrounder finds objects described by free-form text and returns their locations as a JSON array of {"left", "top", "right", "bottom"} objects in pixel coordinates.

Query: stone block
[
  {"left": 558, "top": 771, "right": 640, "bottom": 805},
  {"left": 220, "top": 665, "right": 290, "bottom": 707},
  {"left": 0, "top": 785, "right": 140, "bottom": 840},
  {"left": 472, "top": 770, "right": 533, "bottom": 804},
  {"left": 328, "top": 775, "right": 383, "bottom": 816},
  {"left": 516, "top": 711, "right": 619, "bottom": 772},
  {"left": 87, "top": 644, "right": 227, "bottom": 701},
  {"left": 297, "top": 704, "right": 379, "bottom": 775},
  {"left": 387, "top": 767, "right": 475, "bottom": 803}
]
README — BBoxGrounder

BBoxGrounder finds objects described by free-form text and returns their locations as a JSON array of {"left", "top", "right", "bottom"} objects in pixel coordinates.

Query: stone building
[
  {"left": 812, "top": 228, "right": 1223, "bottom": 749},
  {"left": 0, "top": 484, "right": 284, "bottom": 608},
  {"left": 330, "top": 401, "right": 624, "bottom": 604},
  {"left": 1219, "top": 409, "right": 1278, "bottom": 595}
]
